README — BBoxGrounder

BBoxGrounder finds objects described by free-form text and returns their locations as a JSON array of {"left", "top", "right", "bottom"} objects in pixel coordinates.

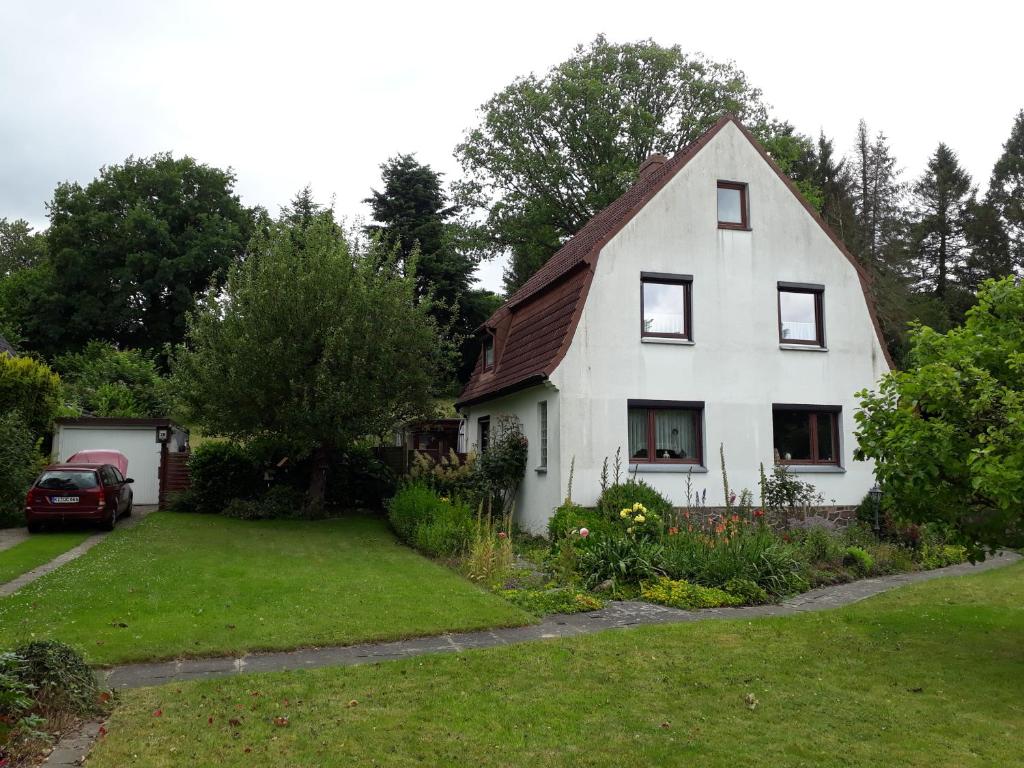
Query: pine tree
[
  {"left": 910, "top": 143, "right": 974, "bottom": 297},
  {"left": 962, "top": 192, "right": 1012, "bottom": 287},
  {"left": 812, "top": 133, "right": 857, "bottom": 247},
  {"left": 850, "top": 121, "right": 906, "bottom": 270},
  {"left": 988, "top": 109, "right": 1024, "bottom": 271}
]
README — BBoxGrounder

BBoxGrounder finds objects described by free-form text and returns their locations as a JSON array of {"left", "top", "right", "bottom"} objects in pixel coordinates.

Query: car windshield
[{"left": 36, "top": 470, "right": 100, "bottom": 491}]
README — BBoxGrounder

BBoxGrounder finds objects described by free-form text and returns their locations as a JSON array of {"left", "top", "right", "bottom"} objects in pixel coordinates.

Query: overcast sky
[{"left": 2, "top": 0, "right": 1020, "bottom": 292}]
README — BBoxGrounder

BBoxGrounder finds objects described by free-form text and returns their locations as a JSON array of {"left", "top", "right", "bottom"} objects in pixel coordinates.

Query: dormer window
[
  {"left": 717, "top": 181, "right": 748, "bottom": 229},
  {"left": 482, "top": 335, "right": 495, "bottom": 370}
]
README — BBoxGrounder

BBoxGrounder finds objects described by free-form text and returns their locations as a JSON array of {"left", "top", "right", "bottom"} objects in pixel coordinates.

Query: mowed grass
[
  {"left": 0, "top": 513, "right": 531, "bottom": 665},
  {"left": 90, "top": 561, "right": 1024, "bottom": 768},
  {"left": 0, "top": 531, "right": 92, "bottom": 585}
]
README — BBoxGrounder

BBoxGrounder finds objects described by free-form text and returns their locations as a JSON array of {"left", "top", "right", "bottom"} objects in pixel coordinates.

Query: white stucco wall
[
  {"left": 548, "top": 121, "right": 890, "bottom": 510},
  {"left": 461, "top": 385, "right": 561, "bottom": 534}
]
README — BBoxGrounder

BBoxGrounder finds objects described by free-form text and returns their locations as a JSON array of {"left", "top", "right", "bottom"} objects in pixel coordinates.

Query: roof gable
[{"left": 457, "top": 115, "right": 892, "bottom": 408}]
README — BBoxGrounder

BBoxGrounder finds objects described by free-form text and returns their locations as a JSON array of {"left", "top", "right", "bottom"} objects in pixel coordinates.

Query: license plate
[{"left": 51, "top": 496, "right": 79, "bottom": 504}]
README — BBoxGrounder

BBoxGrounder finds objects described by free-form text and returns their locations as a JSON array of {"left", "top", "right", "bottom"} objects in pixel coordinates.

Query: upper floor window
[
  {"left": 717, "top": 181, "right": 748, "bottom": 229},
  {"left": 778, "top": 283, "right": 824, "bottom": 347},
  {"left": 627, "top": 400, "right": 703, "bottom": 465},
  {"left": 773, "top": 405, "right": 839, "bottom": 465},
  {"left": 478, "top": 416, "right": 490, "bottom": 452},
  {"left": 482, "top": 335, "right": 495, "bottom": 370},
  {"left": 641, "top": 273, "right": 692, "bottom": 340}
]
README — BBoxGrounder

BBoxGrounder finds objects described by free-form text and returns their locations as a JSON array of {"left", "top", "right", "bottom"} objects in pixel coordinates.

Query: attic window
[
  {"left": 482, "top": 336, "right": 495, "bottom": 370},
  {"left": 717, "top": 181, "right": 748, "bottom": 229}
]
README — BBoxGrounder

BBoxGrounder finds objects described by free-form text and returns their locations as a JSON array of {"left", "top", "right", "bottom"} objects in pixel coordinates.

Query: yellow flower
[
  {"left": 634, "top": 515, "right": 646, "bottom": 524},
  {"left": 632, "top": 502, "right": 642, "bottom": 511},
  {"left": 620, "top": 509, "right": 630, "bottom": 518},
  {"left": 626, "top": 526, "right": 634, "bottom": 534}
]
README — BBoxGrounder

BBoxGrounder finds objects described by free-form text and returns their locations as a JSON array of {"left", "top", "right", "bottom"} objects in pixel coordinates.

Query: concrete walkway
[
  {"left": 0, "top": 525, "right": 30, "bottom": 553},
  {"left": 105, "top": 549, "right": 1020, "bottom": 690},
  {"left": 0, "top": 506, "right": 156, "bottom": 597}
]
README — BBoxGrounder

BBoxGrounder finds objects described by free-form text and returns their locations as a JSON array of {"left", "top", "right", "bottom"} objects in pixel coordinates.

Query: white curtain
[
  {"left": 628, "top": 409, "right": 648, "bottom": 458},
  {"left": 654, "top": 410, "right": 696, "bottom": 459}
]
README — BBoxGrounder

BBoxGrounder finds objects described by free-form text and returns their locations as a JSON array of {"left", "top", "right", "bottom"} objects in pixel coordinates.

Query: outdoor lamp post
[{"left": 869, "top": 484, "right": 883, "bottom": 537}]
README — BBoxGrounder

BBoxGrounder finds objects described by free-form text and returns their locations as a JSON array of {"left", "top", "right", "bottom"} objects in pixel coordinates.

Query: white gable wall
[{"left": 548, "top": 121, "right": 889, "bottom": 512}]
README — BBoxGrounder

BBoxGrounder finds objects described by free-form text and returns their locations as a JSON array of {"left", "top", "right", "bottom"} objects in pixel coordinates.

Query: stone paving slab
[
  {"left": 0, "top": 526, "right": 30, "bottom": 553},
  {"left": 104, "top": 550, "right": 1020, "bottom": 691},
  {"left": 0, "top": 506, "right": 156, "bottom": 597}
]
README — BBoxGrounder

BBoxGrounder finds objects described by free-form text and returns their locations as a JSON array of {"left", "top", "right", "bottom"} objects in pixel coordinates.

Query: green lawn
[
  {"left": 90, "top": 562, "right": 1024, "bottom": 768},
  {"left": 0, "top": 513, "right": 531, "bottom": 665},
  {"left": 0, "top": 531, "right": 92, "bottom": 585}
]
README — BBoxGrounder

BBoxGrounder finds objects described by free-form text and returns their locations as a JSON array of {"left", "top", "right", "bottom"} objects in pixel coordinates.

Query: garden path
[{"left": 104, "top": 550, "right": 1020, "bottom": 690}]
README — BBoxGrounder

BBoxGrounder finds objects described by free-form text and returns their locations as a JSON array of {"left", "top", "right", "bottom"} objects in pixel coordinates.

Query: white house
[{"left": 455, "top": 115, "right": 892, "bottom": 534}]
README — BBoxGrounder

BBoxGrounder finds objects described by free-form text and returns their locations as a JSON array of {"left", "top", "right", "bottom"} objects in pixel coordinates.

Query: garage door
[{"left": 57, "top": 427, "right": 162, "bottom": 505}]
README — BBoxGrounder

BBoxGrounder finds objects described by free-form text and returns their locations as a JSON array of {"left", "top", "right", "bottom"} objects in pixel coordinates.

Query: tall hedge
[{"left": 0, "top": 355, "right": 61, "bottom": 437}]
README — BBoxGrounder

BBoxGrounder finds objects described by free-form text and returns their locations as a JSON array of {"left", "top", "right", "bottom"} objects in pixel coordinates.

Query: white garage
[{"left": 52, "top": 418, "right": 189, "bottom": 506}]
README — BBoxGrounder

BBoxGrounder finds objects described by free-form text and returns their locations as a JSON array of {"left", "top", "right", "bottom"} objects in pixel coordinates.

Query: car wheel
[
  {"left": 124, "top": 499, "right": 133, "bottom": 518},
  {"left": 101, "top": 507, "right": 116, "bottom": 532}
]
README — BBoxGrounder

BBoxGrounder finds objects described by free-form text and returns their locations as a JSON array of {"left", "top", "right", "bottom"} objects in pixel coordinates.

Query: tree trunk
[{"left": 307, "top": 444, "right": 330, "bottom": 511}]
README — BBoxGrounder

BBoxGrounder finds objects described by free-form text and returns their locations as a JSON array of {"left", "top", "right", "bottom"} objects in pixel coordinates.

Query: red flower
[
  {"left": 668, "top": 526, "right": 679, "bottom": 536},
  {"left": 754, "top": 509, "right": 764, "bottom": 518}
]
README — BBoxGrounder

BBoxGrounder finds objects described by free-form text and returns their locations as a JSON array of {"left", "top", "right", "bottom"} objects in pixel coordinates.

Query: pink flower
[
  {"left": 497, "top": 531, "right": 507, "bottom": 539},
  {"left": 579, "top": 527, "right": 589, "bottom": 538}
]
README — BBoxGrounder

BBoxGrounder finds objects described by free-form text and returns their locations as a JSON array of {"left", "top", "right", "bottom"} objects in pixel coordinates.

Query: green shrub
[
  {"left": 475, "top": 415, "right": 529, "bottom": 514},
  {"left": 547, "top": 501, "right": 613, "bottom": 541},
  {"left": 500, "top": 587, "right": 604, "bottom": 616},
  {"left": 223, "top": 485, "right": 307, "bottom": 520},
  {"left": 184, "top": 441, "right": 261, "bottom": 514},
  {"left": 0, "top": 354, "right": 61, "bottom": 437},
  {"left": 387, "top": 483, "right": 441, "bottom": 542},
  {"left": 723, "top": 577, "right": 770, "bottom": 605},
  {"left": 414, "top": 501, "right": 475, "bottom": 558},
  {"left": 597, "top": 480, "right": 671, "bottom": 527},
  {"left": 918, "top": 543, "right": 969, "bottom": 569},
  {"left": 577, "top": 536, "right": 664, "bottom": 590},
  {"left": 844, "top": 545, "right": 875, "bottom": 575},
  {"left": 13, "top": 640, "right": 98, "bottom": 716},
  {"left": 463, "top": 511, "right": 514, "bottom": 584},
  {"left": 54, "top": 341, "right": 172, "bottom": 418},
  {"left": 407, "top": 449, "right": 479, "bottom": 502},
  {"left": 794, "top": 525, "right": 846, "bottom": 566},
  {"left": 326, "top": 446, "right": 396, "bottom": 510},
  {"left": 870, "top": 543, "right": 916, "bottom": 574},
  {"left": 0, "top": 410, "right": 41, "bottom": 528},
  {"left": 641, "top": 577, "right": 743, "bottom": 610}
]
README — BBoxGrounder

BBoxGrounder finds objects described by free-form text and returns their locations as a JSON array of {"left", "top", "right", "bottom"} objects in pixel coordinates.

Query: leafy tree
[
  {"left": 0, "top": 354, "right": 62, "bottom": 438},
  {"left": 854, "top": 277, "right": 1024, "bottom": 553},
  {"left": 54, "top": 341, "right": 172, "bottom": 418},
  {"left": 456, "top": 35, "right": 773, "bottom": 294},
  {"left": 987, "top": 109, "right": 1024, "bottom": 271},
  {"left": 0, "top": 218, "right": 47, "bottom": 276},
  {"left": 42, "top": 153, "right": 253, "bottom": 358},
  {"left": 0, "top": 410, "right": 42, "bottom": 526},
  {"left": 909, "top": 143, "right": 974, "bottom": 297},
  {"left": 759, "top": 123, "right": 824, "bottom": 210},
  {"left": 172, "top": 200, "right": 452, "bottom": 507}
]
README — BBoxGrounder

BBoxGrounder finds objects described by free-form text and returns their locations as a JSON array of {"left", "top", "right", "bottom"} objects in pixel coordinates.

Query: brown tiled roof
[{"left": 456, "top": 115, "right": 892, "bottom": 408}]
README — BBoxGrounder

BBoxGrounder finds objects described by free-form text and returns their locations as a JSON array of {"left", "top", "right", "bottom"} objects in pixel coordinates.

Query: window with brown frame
[
  {"left": 772, "top": 406, "right": 839, "bottom": 465},
  {"left": 778, "top": 283, "right": 824, "bottom": 346},
  {"left": 717, "top": 181, "right": 748, "bottom": 229},
  {"left": 641, "top": 273, "right": 692, "bottom": 340},
  {"left": 478, "top": 416, "right": 490, "bottom": 453},
  {"left": 482, "top": 335, "right": 495, "bottom": 370},
  {"left": 627, "top": 400, "right": 703, "bottom": 464}
]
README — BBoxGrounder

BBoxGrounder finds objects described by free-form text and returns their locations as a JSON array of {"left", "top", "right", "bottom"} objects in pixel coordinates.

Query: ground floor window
[
  {"left": 772, "top": 406, "right": 839, "bottom": 465},
  {"left": 627, "top": 400, "right": 703, "bottom": 464},
  {"left": 538, "top": 401, "right": 548, "bottom": 468}
]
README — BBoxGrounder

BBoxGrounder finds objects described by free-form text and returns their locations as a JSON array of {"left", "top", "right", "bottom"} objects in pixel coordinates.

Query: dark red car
[{"left": 24, "top": 463, "right": 134, "bottom": 533}]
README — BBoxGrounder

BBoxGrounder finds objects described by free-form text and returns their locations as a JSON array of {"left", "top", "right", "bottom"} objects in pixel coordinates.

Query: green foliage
[
  {"left": 387, "top": 483, "right": 441, "bottom": 543},
  {"left": 758, "top": 463, "right": 823, "bottom": 523},
  {"left": 39, "top": 153, "right": 253, "bottom": 357},
  {"left": 577, "top": 536, "right": 664, "bottom": 590},
  {"left": 500, "top": 587, "right": 604, "bottom": 616},
  {"left": 475, "top": 415, "right": 528, "bottom": 514},
  {"left": 597, "top": 480, "right": 671, "bottom": 529},
  {"left": 223, "top": 485, "right": 307, "bottom": 521},
  {"left": 54, "top": 341, "right": 172, "bottom": 417},
  {"left": 388, "top": 483, "right": 475, "bottom": 558},
  {"left": 463, "top": 510, "right": 513, "bottom": 583},
  {"left": 0, "top": 354, "right": 61, "bottom": 437},
  {"left": 0, "top": 410, "right": 42, "bottom": 527},
  {"left": 172, "top": 197, "right": 452, "bottom": 505},
  {"left": 722, "top": 577, "right": 770, "bottom": 605},
  {"left": 0, "top": 217, "right": 47, "bottom": 276},
  {"left": 640, "top": 577, "right": 743, "bottom": 610},
  {"left": 844, "top": 546, "right": 875, "bottom": 576},
  {"left": 407, "top": 449, "right": 478, "bottom": 501},
  {"left": 918, "top": 543, "right": 969, "bottom": 569},
  {"left": 988, "top": 109, "right": 1024, "bottom": 271},
  {"left": 546, "top": 501, "right": 612, "bottom": 541},
  {"left": 855, "top": 277, "right": 1024, "bottom": 552},
  {"left": 13, "top": 640, "right": 98, "bottom": 716},
  {"left": 793, "top": 525, "right": 846, "bottom": 567},
  {"left": 181, "top": 441, "right": 261, "bottom": 515},
  {"left": 455, "top": 34, "right": 773, "bottom": 293}
]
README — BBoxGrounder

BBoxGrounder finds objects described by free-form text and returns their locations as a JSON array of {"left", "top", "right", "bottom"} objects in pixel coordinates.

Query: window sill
[
  {"left": 779, "top": 464, "right": 846, "bottom": 474},
  {"left": 779, "top": 344, "right": 828, "bottom": 352},
  {"left": 641, "top": 337, "right": 695, "bottom": 346},
  {"left": 629, "top": 464, "right": 708, "bottom": 474},
  {"left": 534, "top": 466, "right": 547, "bottom": 474},
  {"left": 717, "top": 224, "right": 752, "bottom": 231}
]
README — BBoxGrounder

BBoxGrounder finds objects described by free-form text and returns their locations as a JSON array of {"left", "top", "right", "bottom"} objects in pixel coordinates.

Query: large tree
[
  {"left": 988, "top": 109, "right": 1024, "bottom": 271},
  {"left": 850, "top": 120, "right": 907, "bottom": 270},
  {"left": 855, "top": 277, "right": 1024, "bottom": 554},
  {"left": 172, "top": 197, "right": 451, "bottom": 506},
  {"left": 43, "top": 153, "right": 253, "bottom": 357},
  {"left": 0, "top": 218, "right": 47, "bottom": 276},
  {"left": 455, "top": 35, "right": 773, "bottom": 294},
  {"left": 909, "top": 143, "right": 974, "bottom": 298}
]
